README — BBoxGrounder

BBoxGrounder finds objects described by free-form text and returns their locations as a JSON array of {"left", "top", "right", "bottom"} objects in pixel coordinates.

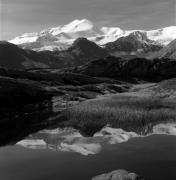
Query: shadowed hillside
[
  {"left": 0, "top": 40, "right": 109, "bottom": 69},
  {"left": 72, "top": 56, "right": 176, "bottom": 81}
]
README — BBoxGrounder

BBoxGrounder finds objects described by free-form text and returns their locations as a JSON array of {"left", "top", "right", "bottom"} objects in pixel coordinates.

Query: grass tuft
[{"left": 61, "top": 95, "right": 176, "bottom": 135}]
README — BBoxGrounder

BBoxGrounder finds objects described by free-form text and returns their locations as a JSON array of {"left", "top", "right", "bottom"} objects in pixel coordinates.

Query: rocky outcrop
[
  {"left": 92, "top": 169, "right": 144, "bottom": 180},
  {"left": 152, "top": 39, "right": 176, "bottom": 59}
]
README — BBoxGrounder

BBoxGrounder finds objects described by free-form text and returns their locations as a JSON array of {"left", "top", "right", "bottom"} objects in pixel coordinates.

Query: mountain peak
[
  {"left": 70, "top": 37, "right": 101, "bottom": 51},
  {"left": 61, "top": 19, "right": 94, "bottom": 33},
  {"left": 69, "top": 37, "right": 109, "bottom": 60},
  {"left": 72, "top": 37, "right": 92, "bottom": 46},
  {"left": 129, "top": 31, "right": 148, "bottom": 41}
]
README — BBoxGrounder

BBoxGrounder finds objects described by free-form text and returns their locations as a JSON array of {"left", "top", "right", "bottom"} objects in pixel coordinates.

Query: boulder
[{"left": 92, "top": 169, "right": 144, "bottom": 180}]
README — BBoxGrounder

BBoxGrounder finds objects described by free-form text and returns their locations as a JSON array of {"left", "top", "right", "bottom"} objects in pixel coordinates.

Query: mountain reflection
[
  {"left": 1, "top": 107, "right": 176, "bottom": 156},
  {"left": 16, "top": 122, "right": 176, "bottom": 155}
]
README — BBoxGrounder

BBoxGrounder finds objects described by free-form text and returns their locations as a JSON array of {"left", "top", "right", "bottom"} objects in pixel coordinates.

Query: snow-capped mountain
[
  {"left": 9, "top": 19, "right": 176, "bottom": 52},
  {"left": 105, "top": 31, "right": 163, "bottom": 56},
  {"left": 146, "top": 26, "right": 176, "bottom": 46},
  {"left": 153, "top": 39, "right": 176, "bottom": 59},
  {"left": 10, "top": 19, "right": 102, "bottom": 51}
]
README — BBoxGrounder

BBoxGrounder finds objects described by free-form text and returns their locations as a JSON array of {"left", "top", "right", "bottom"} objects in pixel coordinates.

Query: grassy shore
[{"left": 61, "top": 94, "right": 176, "bottom": 135}]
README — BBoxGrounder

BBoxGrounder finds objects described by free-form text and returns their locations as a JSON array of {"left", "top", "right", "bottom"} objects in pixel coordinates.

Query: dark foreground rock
[{"left": 92, "top": 169, "right": 144, "bottom": 180}]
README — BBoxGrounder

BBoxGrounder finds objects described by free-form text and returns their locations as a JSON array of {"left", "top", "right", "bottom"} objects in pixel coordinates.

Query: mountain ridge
[
  {"left": 153, "top": 39, "right": 176, "bottom": 59},
  {"left": 105, "top": 31, "right": 163, "bottom": 56},
  {"left": 0, "top": 38, "right": 109, "bottom": 69},
  {"left": 9, "top": 19, "right": 176, "bottom": 52}
]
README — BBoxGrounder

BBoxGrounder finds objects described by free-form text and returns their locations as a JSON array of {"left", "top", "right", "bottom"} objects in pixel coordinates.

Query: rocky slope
[
  {"left": 105, "top": 31, "right": 162, "bottom": 56},
  {"left": 152, "top": 39, "right": 176, "bottom": 59}
]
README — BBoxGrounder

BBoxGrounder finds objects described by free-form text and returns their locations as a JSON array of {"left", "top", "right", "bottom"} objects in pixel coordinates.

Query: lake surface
[{"left": 0, "top": 126, "right": 176, "bottom": 180}]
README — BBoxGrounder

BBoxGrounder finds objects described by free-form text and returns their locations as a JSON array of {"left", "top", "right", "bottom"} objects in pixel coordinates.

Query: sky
[{"left": 0, "top": 0, "right": 175, "bottom": 40}]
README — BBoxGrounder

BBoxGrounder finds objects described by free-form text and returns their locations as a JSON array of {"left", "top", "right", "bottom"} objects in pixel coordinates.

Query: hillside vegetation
[{"left": 61, "top": 80, "right": 176, "bottom": 135}]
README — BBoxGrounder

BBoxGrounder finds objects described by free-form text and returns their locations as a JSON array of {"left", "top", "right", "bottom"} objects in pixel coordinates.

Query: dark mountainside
[
  {"left": 0, "top": 66, "right": 130, "bottom": 117},
  {"left": 66, "top": 37, "right": 109, "bottom": 64},
  {"left": 0, "top": 41, "right": 68, "bottom": 69},
  {"left": 0, "top": 35, "right": 166, "bottom": 70},
  {"left": 70, "top": 56, "right": 176, "bottom": 81},
  {"left": 1, "top": 37, "right": 176, "bottom": 112},
  {"left": 0, "top": 39, "right": 109, "bottom": 70},
  {"left": 1, "top": 55, "right": 176, "bottom": 115}
]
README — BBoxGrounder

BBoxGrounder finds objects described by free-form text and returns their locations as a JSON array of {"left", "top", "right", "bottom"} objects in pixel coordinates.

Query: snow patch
[
  {"left": 9, "top": 33, "right": 38, "bottom": 45},
  {"left": 147, "top": 26, "right": 176, "bottom": 45}
]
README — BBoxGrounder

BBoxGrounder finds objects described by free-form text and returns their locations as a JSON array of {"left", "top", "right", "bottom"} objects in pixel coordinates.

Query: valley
[{"left": 1, "top": 18, "right": 176, "bottom": 180}]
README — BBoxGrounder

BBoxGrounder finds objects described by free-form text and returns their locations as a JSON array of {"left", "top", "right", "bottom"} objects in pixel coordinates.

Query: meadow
[{"left": 61, "top": 94, "right": 176, "bottom": 135}]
